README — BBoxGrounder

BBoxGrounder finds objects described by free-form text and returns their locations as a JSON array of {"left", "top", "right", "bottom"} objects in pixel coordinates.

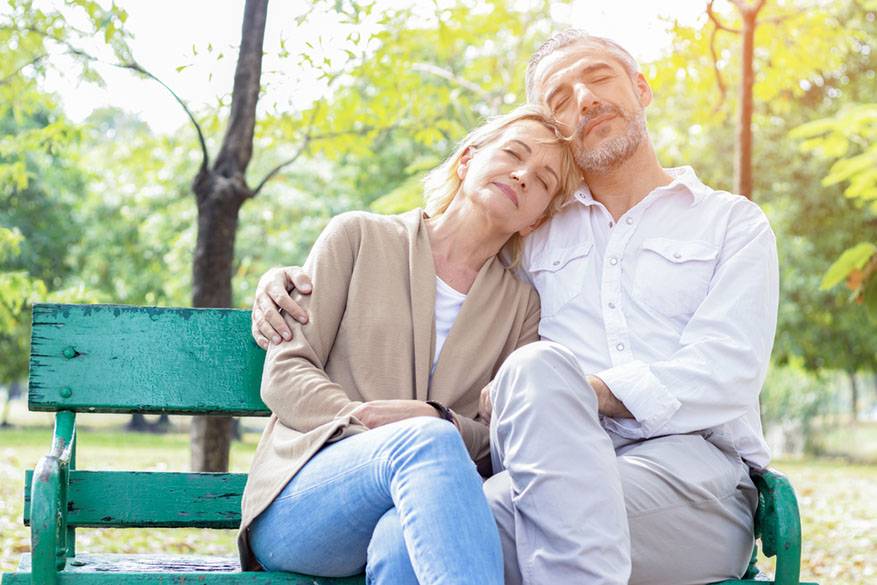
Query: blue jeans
[{"left": 248, "top": 417, "right": 503, "bottom": 585}]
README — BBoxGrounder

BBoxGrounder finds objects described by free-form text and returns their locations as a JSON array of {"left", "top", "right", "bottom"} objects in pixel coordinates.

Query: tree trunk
[
  {"left": 189, "top": 0, "right": 268, "bottom": 472},
  {"left": 127, "top": 413, "right": 151, "bottom": 431},
  {"left": 849, "top": 370, "right": 859, "bottom": 423},
  {"left": 734, "top": 4, "right": 760, "bottom": 200}
]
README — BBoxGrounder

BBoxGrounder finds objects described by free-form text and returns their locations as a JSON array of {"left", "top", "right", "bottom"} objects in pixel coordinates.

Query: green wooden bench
[{"left": 2, "top": 303, "right": 816, "bottom": 585}]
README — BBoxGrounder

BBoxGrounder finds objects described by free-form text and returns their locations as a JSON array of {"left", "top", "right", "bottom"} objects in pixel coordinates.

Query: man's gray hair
[{"left": 525, "top": 30, "right": 641, "bottom": 104}]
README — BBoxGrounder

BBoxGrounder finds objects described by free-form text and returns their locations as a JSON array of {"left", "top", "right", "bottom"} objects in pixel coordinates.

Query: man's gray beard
[{"left": 573, "top": 106, "right": 648, "bottom": 174}]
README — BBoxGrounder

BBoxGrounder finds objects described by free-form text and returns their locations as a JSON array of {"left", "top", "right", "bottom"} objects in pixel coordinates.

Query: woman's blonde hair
[{"left": 422, "top": 105, "right": 581, "bottom": 269}]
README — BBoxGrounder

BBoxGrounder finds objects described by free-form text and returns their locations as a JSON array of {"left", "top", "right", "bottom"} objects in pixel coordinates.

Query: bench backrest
[
  {"left": 29, "top": 303, "right": 268, "bottom": 415},
  {"left": 25, "top": 303, "right": 266, "bottom": 531}
]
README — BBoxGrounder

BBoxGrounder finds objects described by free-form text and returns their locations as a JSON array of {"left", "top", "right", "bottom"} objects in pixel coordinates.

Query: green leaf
[{"left": 821, "top": 243, "right": 877, "bottom": 290}]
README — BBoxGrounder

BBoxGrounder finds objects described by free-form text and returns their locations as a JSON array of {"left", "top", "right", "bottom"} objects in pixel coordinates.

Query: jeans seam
[{"left": 273, "top": 456, "right": 391, "bottom": 503}]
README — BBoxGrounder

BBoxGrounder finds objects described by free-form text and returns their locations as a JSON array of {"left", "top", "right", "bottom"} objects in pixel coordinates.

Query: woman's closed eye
[{"left": 504, "top": 149, "right": 522, "bottom": 159}]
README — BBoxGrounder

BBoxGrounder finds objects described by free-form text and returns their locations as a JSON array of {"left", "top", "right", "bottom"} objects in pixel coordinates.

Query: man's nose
[{"left": 575, "top": 83, "right": 599, "bottom": 113}]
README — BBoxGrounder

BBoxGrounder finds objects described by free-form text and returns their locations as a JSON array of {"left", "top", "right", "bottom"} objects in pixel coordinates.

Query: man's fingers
[
  {"left": 267, "top": 277, "right": 307, "bottom": 327},
  {"left": 288, "top": 267, "right": 313, "bottom": 294},
  {"left": 256, "top": 296, "right": 290, "bottom": 343},
  {"left": 251, "top": 311, "right": 271, "bottom": 350}
]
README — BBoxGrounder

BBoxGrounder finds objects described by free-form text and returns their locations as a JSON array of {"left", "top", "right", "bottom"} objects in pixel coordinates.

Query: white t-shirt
[{"left": 432, "top": 276, "right": 467, "bottom": 377}]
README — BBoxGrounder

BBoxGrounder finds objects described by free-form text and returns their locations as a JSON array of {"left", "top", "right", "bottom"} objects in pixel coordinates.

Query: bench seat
[{"left": 6, "top": 553, "right": 364, "bottom": 584}]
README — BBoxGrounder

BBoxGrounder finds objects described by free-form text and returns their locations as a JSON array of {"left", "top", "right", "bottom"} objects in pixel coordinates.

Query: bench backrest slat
[
  {"left": 25, "top": 470, "right": 245, "bottom": 529},
  {"left": 29, "top": 303, "right": 268, "bottom": 415}
]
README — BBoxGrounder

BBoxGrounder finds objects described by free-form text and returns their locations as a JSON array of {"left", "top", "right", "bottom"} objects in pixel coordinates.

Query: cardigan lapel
[
  {"left": 407, "top": 210, "right": 437, "bottom": 402},
  {"left": 429, "top": 256, "right": 508, "bottom": 403}
]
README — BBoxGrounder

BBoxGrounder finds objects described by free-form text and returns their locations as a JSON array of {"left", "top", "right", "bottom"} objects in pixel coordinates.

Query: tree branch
[
  {"left": 121, "top": 61, "right": 210, "bottom": 174},
  {"left": 729, "top": 0, "right": 768, "bottom": 15},
  {"left": 19, "top": 25, "right": 211, "bottom": 172},
  {"left": 250, "top": 135, "right": 311, "bottom": 198},
  {"left": 706, "top": 0, "right": 740, "bottom": 111},
  {"left": 0, "top": 54, "right": 48, "bottom": 86},
  {"left": 250, "top": 121, "right": 402, "bottom": 197},
  {"left": 706, "top": 0, "right": 741, "bottom": 34},
  {"left": 251, "top": 104, "right": 322, "bottom": 198},
  {"left": 412, "top": 63, "right": 494, "bottom": 105},
  {"left": 709, "top": 23, "right": 728, "bottom": 110}
]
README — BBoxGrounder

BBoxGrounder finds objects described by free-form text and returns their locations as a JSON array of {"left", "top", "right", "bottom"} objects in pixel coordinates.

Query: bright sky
[{"left": 42, "top": 0, "right": 709, "bottom": 134}]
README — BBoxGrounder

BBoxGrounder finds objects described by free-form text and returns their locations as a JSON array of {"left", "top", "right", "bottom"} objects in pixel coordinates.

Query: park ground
[{"left": 1, "top": 407, "right": 875, "bottom": 583}]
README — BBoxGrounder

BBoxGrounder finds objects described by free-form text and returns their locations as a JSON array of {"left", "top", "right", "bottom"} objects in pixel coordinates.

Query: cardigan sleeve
[
  {"left": 259, "top": 215, "right": 365, "bottom": 433},
  {"left": 452, "top": 285, "right": 542, "bottom": 462}
]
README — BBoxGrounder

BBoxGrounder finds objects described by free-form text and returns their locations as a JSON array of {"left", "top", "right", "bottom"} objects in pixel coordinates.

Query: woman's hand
[
  {"left": 350, "top": 400, "right": 440, "bottom": 429},
  {"left": 252, "top": 266, "right": 313, "bottom": 349}
]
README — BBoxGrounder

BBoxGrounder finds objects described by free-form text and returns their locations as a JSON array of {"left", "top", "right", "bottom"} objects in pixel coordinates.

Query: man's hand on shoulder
[
  {"left": 586, "top": 375, "right": 632, "bottom": 419},
  {"left": 251, "top": 266, "right": 313, "bottom": 349}
]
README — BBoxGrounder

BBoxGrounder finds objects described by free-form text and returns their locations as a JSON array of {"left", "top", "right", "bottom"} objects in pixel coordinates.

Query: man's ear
[
  {"left": 518, "top": 215, "right": 547, "bottom": 237},
  {"left": 635, "top": 72, "right": 652, "bottom": 108},
  {"left": 458, "top": 147, "right": 473, "bottom": 179}
]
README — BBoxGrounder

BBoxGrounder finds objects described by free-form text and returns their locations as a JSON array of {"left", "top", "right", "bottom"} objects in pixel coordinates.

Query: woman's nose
[{"left": 510, "top": 169, "right": 527, "bottom": 189}]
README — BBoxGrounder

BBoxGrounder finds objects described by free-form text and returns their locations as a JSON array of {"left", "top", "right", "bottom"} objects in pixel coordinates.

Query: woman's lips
[{"left": 493, "top": 182, "right": 518, "bottom": 206}]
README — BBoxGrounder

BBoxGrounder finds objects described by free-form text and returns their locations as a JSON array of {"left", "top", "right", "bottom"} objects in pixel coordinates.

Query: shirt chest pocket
[
  {"left": 633, "top": 238, "right": 719, "bottom": 317},
  {"left": 528, "top": 242, "right": 594, "bottom": 318}
]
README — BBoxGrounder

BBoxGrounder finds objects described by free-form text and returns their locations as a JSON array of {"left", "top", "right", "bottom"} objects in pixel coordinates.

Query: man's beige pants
[{"left": 485, "top": 341, "right": 758, "bottom": 585}]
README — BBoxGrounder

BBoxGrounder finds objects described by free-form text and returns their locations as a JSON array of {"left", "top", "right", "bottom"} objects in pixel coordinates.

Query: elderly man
[{"left": 250, "top": 30, "right": 778, "bottom": 585}]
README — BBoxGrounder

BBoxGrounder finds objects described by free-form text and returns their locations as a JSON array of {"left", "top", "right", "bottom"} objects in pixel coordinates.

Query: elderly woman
[{"left": 238, "top": 105, "right": 580, "bottom": 584}]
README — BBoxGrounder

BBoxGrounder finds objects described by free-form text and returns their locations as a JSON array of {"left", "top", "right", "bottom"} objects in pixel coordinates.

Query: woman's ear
[
  {"left": 518, "top": 215, "right": 547, "bottom": 237},
  {"left": 457, "top": 147, "right": 473, "bottom": 179}
]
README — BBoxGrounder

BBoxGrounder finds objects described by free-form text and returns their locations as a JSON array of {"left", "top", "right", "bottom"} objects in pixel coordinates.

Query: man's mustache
[{"left": 574, "top": 105, "right": 627, "bottom": 138}]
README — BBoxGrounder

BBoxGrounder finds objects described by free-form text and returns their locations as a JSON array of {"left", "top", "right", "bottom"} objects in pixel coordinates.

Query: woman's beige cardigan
[{"left": 238, "top": 209, "right": 540, "bottom": 570}]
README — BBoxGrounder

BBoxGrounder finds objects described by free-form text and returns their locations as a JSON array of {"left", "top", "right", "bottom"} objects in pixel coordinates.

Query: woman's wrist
[{"left": 426, "top": 400, "right": 461, "bottom": 432}]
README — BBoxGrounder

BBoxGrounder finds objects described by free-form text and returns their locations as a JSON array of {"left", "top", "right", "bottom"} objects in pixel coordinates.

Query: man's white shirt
[{"left": 519, "top": 166, "right": 778, "bottom": 468}]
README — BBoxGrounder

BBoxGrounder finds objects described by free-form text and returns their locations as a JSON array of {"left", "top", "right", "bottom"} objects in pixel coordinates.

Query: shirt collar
[{"left": 564, "top": 166, "right": 709, "bottom": 209}]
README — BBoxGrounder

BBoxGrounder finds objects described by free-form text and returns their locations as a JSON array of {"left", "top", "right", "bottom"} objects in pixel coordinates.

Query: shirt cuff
[{"left": 596, "top": 360, "right": 681, "bottom": 438}]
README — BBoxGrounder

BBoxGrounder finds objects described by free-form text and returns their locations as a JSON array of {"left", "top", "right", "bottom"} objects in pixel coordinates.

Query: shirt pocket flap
[
  {"left": 530, "top": 242, "right": 594, "bottom": 273},
  {"left": 641, "top": 238, "right": 718, "bottom": 263}
]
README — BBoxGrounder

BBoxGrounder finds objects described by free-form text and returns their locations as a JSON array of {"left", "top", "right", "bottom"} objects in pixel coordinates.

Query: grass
[
  {"left": 809, "top": 421, "right": 877, "bottom": 464},
  {"left": 1, "top": 422, "right": 875, "bottom": 583},
  {"left": 0, "top": 423, "right": 260, "bottom": 575}
]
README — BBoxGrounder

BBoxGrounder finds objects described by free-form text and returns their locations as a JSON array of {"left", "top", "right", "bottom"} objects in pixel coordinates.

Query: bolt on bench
[{"left": 2, "top": 303, "right": 817, "bottom": 584}]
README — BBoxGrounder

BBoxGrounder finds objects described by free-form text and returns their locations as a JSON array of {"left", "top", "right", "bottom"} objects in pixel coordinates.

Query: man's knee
[{"left": 491, "top": 341, "right": 591, "bottom": 409}]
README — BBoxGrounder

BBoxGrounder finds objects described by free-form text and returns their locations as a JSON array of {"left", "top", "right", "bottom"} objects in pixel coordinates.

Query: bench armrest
[
  {"left": 29, "top": 411, "right": 76, "bottom": 585},
  {"left": 752, "top": 467, "right": 802, "bottom": 585}
]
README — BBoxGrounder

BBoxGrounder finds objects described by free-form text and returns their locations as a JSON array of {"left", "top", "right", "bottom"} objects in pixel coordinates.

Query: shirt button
[
  {"left": 609, "top": 258, "right": 618, "bottom": 266},
  {"left": 625, "top": 217, "right": 633, "bottom": 225},
  {"left": 553, "top": 260, "right": 560, "bottom": 266},
  {"left": 616, "top": 343, "right": 625, "bottom": 351},
  {"left": 673, "top": 252, "right": 682, "bottom": 259},
  {"left": 608, "top": 302, "right": 616, "bottom": 309},
  {"left": 609, "top": 222, "right": 614, "bottom": 228}
]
